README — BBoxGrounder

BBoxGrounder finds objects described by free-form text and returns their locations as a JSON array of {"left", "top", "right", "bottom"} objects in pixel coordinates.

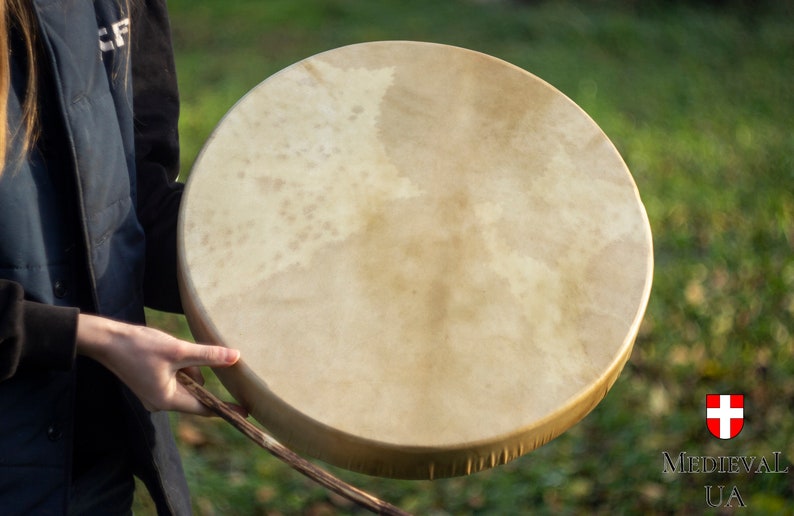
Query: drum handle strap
[{"left": 176, "top": 370, "right": 411, "bottom": 515}]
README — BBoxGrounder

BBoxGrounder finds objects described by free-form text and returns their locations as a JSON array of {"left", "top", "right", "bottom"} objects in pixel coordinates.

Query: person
[{"left": 0, "top": 0, "right": 240, "bottom": 513}]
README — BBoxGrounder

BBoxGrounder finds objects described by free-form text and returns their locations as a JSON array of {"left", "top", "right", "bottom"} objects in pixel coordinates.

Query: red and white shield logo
[{"left": 706, "top": 394, "right": 744, "bottom": 439}]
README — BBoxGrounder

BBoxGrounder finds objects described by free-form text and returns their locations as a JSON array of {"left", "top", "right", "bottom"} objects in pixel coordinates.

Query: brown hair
[{"left": 0, "top": 0, "right": 39, "bottom": 172}]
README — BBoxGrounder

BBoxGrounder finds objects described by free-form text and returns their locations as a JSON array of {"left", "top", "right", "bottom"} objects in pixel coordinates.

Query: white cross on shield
[{"left": 706, "top": 394, "right": 744, "bottom": 439}]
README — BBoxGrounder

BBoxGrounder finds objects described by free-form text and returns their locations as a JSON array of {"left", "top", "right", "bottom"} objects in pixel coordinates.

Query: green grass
[{"left": 140, "top": 0, "right": 794, "bottom": 513}]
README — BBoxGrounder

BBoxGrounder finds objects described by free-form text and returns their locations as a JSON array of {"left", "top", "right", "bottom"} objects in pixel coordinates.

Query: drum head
[{"left": 178, "top": 41, "right": 653, "bottom": 479}]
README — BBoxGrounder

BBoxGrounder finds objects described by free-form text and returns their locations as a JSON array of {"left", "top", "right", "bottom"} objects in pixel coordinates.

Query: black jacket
[{"left": 0, "top": 0, "right": 189, "bottom": 513}]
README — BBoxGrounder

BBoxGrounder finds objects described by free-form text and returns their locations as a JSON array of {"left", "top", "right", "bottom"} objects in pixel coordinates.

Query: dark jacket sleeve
[
  {"left": 131, "top": 0, "right": 184, "bottom": 314},
  {"left": 0, "top": 280, "right": 79, "bottom": 382}
]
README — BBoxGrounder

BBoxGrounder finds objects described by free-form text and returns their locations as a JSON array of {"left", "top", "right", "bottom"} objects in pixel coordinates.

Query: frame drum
[{"left": 177, "top": 41, "right": 653, "bottom": 479}]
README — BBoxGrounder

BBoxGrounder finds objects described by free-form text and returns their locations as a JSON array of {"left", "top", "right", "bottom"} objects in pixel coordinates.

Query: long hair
[{"left": 0, "top": 0, "right": 39, "bottom": 173}]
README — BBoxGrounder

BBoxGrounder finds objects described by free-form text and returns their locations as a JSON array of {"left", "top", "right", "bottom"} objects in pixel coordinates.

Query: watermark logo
[
  {"left": 706, "top": 393, "right": 744, "bottom": 440},
  {"left": 662, "top": 392, "right": 790, "bottom": 509}
]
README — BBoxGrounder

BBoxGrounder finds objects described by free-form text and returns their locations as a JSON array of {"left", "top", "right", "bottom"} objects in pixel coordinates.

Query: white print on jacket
[{"left": 98, "top": 18, "right": 130, "bottom": 52}]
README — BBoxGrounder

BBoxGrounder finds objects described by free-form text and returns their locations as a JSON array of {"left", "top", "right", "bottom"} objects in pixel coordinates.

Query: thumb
[{"left": 178, "top": 343, "right": 240, "bottom": 369}]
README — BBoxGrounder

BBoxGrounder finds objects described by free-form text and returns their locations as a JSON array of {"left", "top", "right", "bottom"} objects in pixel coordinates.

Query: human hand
[{"left": 76, "top": 313, "right": 243, "bottom": 416}]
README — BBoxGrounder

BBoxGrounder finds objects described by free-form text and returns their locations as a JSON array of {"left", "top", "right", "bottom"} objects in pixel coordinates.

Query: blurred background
[{"left": 141, "top": 0, "right": 793, "bottom": 513}]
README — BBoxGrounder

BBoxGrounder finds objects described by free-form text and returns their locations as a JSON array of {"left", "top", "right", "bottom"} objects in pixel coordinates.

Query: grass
[{"left": 139, "top": 0, "right": 793, "bottom": 513}]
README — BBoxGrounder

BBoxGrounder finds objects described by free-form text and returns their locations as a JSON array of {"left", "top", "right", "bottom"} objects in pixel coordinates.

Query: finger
[
  {"left": 139, "top": 387, "right": 214, "bottom": 417},
  {"left": 177, "top": 343, "right": 240, "bottom": 369},
  {"left": 173, "top": 369, "right": 245, "bottom": 418},
  {"left": 181, "top": 366, "right": 205, "bottom": 386},
  {"left": 172, "top": 386, "right": 215, "bottom": 417},
  {"left": 172, "top": 388, "right": 247, "bottom": 419}
]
